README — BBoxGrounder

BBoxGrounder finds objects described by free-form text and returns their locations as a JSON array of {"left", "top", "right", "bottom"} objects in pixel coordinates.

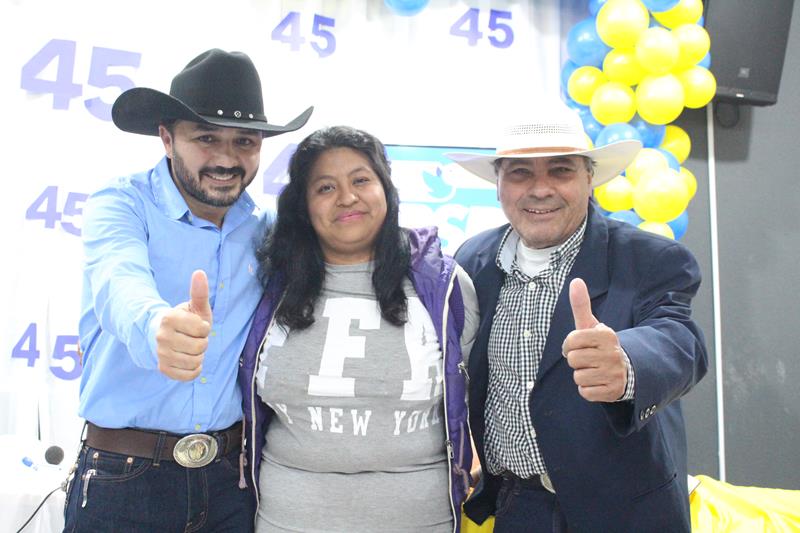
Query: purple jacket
[{"left": 238, "top": 227, "right": 472, "bottom": 532}]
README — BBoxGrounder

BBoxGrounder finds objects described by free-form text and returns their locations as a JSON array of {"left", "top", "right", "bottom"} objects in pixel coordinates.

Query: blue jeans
[
  {"left": 63, "top": 444, "right": 254, "bottom": 532},
  {"left": 493, "top": 475, "right": 568, "bottom": 533}
]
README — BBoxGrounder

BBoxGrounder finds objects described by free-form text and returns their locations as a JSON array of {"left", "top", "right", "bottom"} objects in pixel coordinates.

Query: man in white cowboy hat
[
  {"left": 64, "top": 49, "right": 313, "bottom": 532},
  {"left": 449, "top": 103, "right": 707, "bottom": 532}
]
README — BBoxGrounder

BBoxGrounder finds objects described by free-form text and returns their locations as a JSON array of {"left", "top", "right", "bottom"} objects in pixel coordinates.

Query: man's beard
[{"left": 171, "top": 150, "right": 248, "bottom": 208}]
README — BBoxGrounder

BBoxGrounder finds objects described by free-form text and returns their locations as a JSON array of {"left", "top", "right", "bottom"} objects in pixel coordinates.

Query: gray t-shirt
[{"left": 255, "top": 262, "right": 477, "bottom": 532}]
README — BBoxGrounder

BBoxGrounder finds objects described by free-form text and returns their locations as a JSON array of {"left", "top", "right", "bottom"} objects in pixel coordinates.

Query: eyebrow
[
  {"left": 308, "top": 166, "right": 374, "bottom": 185},
  {"left": 347, "top": 165, "right": 373, "bottom": 176},
  {"left": 546, "top": 156, "right": 579, "bottom": 165},
  {"left": 189, "top": 123, "right": 260, "bottom": 136}
]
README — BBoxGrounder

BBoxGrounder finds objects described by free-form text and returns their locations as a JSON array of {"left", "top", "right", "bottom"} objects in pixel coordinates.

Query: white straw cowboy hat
[{"left": 446, "top": 104, "right": 642, "bottom": 188}]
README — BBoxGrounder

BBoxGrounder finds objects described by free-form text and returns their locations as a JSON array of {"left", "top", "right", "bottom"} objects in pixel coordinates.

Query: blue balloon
[
  {"left": 588, "top": 0, "right": 609, "bottom": 16},
  {"left": 667, "top": 211, "right": 689, "bottom": 239},
  {"left": 575, "top": 104, "right": 603, "bottom": 142},
  {"left": 656, "top": 148, "right": 680, "bottom": 171},
  {"left": 596, "top": 123, "right": 642, "bottom": 147},
  {"left": 608, "top": 210, "right": 643, "bottom": 226},
  {"left": 384, "top": 0, "right": 429, "bottom": 16},
  {"left": 566, "top": 18, "right": 611, "bottom": 68},
  {"left": 642, "top": 0, "right": 680, "bottom": 12},
  {"left": 698, "top": 52, "right": 711, "bottom": 69},
  {"left": 630, "top": 114, "right": 666, "bottom": 148},
  {"left": 563, "top": 94, "right": 583, "bottom": 111},
  {"left": 561, "top": 60, "right": 579, "bottom": 94},
  {"left": 698, "top": 15, "right": 705, "bottom": 26}
]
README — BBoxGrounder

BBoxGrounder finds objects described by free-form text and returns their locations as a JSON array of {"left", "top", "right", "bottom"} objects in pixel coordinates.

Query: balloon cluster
[{"left": 563, "top": 0, "right": 712, "bottom": 239}]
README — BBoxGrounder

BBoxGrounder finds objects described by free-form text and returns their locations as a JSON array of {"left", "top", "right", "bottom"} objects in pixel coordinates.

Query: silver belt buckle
[
  {"left": 173, "top": 433, "right": 218, "bottom": 468},
  {"left": 540, "top": 472, "right": 556, "bottom": 494}
]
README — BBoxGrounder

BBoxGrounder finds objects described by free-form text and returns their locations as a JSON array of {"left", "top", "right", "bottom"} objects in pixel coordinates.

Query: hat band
[
  {"left": 194, "top": 106, "right": 267, "bottom": 122},
  {"left": 497, "top": 146, "right": 585, "bottom": 156}
]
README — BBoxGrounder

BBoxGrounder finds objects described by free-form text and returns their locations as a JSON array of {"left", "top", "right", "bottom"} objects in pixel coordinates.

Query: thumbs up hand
[
  {"left": 188, "top": 270, "right": 212, "bottom": 325},
  {"left": 155, "top": 270, "right": 213, "bottom": 381},
  {"left": 561, "top": 278, "right": 628, "bottom": 402}
]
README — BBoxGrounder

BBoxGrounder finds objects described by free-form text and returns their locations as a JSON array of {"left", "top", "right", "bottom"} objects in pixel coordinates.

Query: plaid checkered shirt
[{"left": 483, "top": 218, "right": 634, "bottom": 477}]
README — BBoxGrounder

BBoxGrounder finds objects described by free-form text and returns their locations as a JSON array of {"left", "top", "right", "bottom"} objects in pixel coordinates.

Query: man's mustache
[{"left": 200, "top": 166, "right": 245, "bottom": 178}]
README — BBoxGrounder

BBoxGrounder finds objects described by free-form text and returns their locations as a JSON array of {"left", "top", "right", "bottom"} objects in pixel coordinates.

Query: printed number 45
[
  {"left": 272, "top": 12, "right": 336, "bottom": 58},
  {"left": 450, "top": 8, "right": 514, "bottom": 48},
  {"left": 12, "top": 323, "right": 81, "bottom": 381},
  {"left": 25, "top": 186, "right": 88, "bottom": 236},
  {"left": 20, "top": 39, "right": 141, "bottom": 121}
]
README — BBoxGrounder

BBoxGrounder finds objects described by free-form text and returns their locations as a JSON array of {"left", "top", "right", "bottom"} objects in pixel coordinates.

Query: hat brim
[
  {"left": 112, "top": 87, "right": 313, "bottom": 138},
  {"left": 446, "top": 140, "right": 642, "bottom": 188}
]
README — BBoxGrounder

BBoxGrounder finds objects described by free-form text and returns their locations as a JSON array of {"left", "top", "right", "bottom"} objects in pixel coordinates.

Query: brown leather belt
[{"left": 86, "top": 421, "right": 241, "bottom": 468}]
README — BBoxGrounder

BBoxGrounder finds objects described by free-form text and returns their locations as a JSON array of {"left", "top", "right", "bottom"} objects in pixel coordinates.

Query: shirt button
[
  {"left": 194, "top": 424, "right": 201, "bottom": 431},
  {"left": 523, "top": 329, "right": 532, "bottom": 338},
  {"left": 527, "top": 282, "right": 535, "bottom": 290},
  {"left": 526, "top": 380, "right": 535, "bottom": 391},
  {"left": 210, "top": 330, "right": 217, "bottom": 337},
  {"left": 200, "top": 377, "right": 207, "bottom": 384},
  {"left": 219, "top": 282, "right": 224, "bottom": 289},
  {"left": 530, "top": 427, "right": 537, "bottom": 438}
]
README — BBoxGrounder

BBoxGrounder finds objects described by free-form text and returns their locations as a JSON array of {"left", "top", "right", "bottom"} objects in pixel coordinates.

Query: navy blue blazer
[{"left": 456, "top": 203, "right": 708, "bottom": 532}]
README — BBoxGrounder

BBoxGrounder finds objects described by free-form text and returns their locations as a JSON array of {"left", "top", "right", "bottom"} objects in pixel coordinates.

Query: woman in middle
[{"left": 238, "top": 125, "right": 479, "bottom": 532}]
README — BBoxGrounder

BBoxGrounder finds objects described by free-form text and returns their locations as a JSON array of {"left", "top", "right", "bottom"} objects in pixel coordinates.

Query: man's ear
[{"left": 158, "top": 124, "right": 174, "bottom": 158}]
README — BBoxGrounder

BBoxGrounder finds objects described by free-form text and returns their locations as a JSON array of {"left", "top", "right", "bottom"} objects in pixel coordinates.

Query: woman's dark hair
[{"left": 256, "top": 125, "right": 409, "bottom": 330}]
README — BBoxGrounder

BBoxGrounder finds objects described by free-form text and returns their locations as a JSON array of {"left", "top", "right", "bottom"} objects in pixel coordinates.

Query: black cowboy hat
[{"left": 112, "top": 48, "right": 313, "bottom": 137}]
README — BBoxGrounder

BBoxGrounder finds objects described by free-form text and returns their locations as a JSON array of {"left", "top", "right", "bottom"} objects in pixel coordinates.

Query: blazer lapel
[
  {"left": 538, "top": 204, "right": 611, "bottom": 381},
  {"left": 467, "top": 229, "right": 507, "bottom": 419}
]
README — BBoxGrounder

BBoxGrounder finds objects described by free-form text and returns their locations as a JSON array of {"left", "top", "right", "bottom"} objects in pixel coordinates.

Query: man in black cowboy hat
[{"left": 64, "top": 49, "right": 312, "bottom": 532}]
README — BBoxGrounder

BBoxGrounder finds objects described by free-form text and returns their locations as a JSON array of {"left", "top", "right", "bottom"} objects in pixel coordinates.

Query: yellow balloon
[
  {"left": 673, "top": 23, "right": 711, "bottom": 70},
  {"left": 636, "top": 73, "right": 685, "bottom": 125},
  {"left": 595, "top": 175, "right": 634, "bottom": 212},
  {"left": 679, "top": 166, "right": 697, "bottom": 200},
  {"left": 590, "top": 81, "right": 637, "bottom": 125},
  {"left": 625, "top": 148, "right": 669, "bottom": 185},
  {"left": 596, "top": 0, "right": 650, "bottom": 49},
  {"left": 660, "top": 125, "right": 691, "bottom": 163},
  {"left": 638, "top": 221, "right": 675, "bottom": 239},
  {"left": 633, "top": 168, "right": 690, "bottom": 223},
  {"left": 652, "top": 0, "right": 703, "bottom": 29},
  {"left": 635, "top": 27, "right": 679, "bottom": 75},
  {"left": 568, "top": 66, "right": 608, "bottom": 106},
  {"left": 603, "top": 48, "right": 645, "bottom": 86},
  {"left": 675, "top": 66, "right": 717, "bottom": 108}
]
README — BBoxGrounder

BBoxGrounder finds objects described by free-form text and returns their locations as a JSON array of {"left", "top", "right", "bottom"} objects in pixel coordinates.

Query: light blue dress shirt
[{"left": 78, "top": 157, "right": 265, "bottom": 433}]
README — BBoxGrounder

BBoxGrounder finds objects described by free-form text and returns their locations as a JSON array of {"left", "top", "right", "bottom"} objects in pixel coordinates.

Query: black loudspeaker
[{"left": 704, "top": 0, "right": 795, "bottom": 106}]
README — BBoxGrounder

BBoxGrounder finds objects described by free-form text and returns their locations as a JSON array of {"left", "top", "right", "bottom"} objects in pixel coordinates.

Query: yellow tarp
[
  {"left": 691, "top": 475, "right": 800, "bottom": 532},
  {"left": 462, "top": 512, "right": 493, "bottom": 533},
  {"left": 460, "top": 475, "right": 800, "bottom": 532}
]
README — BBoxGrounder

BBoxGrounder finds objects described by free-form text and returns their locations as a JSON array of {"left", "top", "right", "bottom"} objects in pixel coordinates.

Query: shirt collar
[
  {"left": 151, "top": 156, "right": 257, "bottom": 227},
  {"left": 495, "top": 217, "right": 588, "bottom": 275},
  {"left": 151, "top": 157, "right": 190, "bottom": 221}
]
